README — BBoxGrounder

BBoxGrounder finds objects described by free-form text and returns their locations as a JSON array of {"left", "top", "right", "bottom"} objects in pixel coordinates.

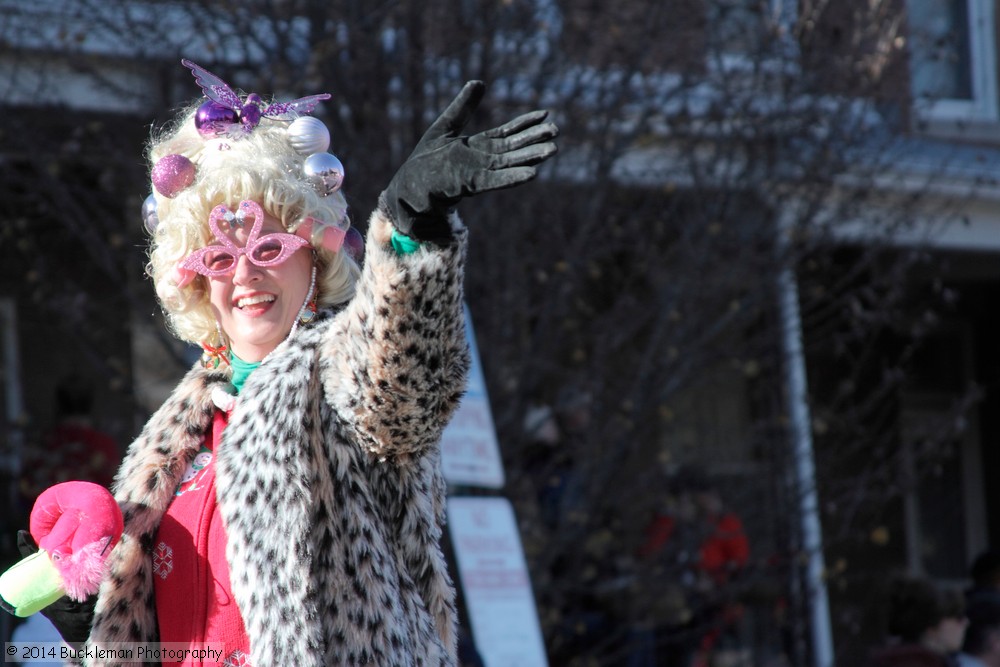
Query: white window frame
[{"left": 908, "top": 0, "right": 998, "bottom": 123}]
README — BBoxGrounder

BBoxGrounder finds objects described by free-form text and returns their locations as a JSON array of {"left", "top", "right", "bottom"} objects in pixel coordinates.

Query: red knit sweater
[{"left": 154, "top": 410, "right": 251, "bottom": 667}]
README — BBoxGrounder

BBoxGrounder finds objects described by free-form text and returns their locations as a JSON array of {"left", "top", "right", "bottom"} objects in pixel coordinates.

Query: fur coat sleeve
[
  {"left": 321, "top": 208, "right": 471, "bottom": 461},
  {"left": 85, "top": 208, "right": 470, "bottom": 667}
]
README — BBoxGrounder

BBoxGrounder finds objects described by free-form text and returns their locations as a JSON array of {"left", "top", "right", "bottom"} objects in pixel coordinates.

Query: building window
[
  {"left": 707, "top": 0, "right": 765, "bottom": 57},
  {"left": 906, "top": 0, "right": 998, "bottom": 122},
  {"left": 705, "top": 0, "right": 799, "bottom": 72},
  {"left": 898, "top": 325, "right": 986, "bottom": 582}
]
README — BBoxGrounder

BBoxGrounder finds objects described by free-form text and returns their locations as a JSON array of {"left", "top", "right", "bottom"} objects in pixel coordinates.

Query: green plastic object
[{"left": 0, "top": 550, "right": 65, "bottom": 617}]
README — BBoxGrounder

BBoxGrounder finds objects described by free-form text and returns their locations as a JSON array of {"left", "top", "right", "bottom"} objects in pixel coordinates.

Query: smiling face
[{"left": 202, "top": 206, "right": 313, "bottom": 362}]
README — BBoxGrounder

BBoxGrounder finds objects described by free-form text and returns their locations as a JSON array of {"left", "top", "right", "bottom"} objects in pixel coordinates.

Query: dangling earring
[
  {"left": 300, "top": 298, "right": 318, "bottom": 324},
  {"left": 289, "top": 265, "right": 318, "bottom": 338},
  {"left": 201, "top": 324, "right": 231, "bottom": 369},
  {"left": 298, "top": 265, "right": 318, "bottom": 323}
]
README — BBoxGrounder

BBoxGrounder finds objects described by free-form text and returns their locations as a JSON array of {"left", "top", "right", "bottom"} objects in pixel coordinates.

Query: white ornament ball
[{"left": 288, "top": 116, "right": 331, "bottom": 156}]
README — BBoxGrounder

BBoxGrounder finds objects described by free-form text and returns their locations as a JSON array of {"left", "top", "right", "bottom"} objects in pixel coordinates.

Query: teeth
[{"left": 237, "top": 294, "right": 275, "bottom": 308}]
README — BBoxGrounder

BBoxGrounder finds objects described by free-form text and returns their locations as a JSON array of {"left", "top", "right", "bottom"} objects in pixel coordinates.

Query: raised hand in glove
[{"left": 379, "top": 80, "right": 558, "bottom": 244}]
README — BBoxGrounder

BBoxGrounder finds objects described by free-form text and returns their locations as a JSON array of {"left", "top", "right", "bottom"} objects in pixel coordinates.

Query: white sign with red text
[
  {"left": 439, "top": 306, "right": 505, "bottom": 488},
  {"left": 447, "top": 496, "right": 548, "bottom": 667}
]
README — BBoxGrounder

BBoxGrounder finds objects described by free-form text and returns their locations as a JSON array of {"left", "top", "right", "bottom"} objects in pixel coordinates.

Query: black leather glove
[
  {"left": 379, "top": 80, "right": 558, "bottom": 244},
  {"left": 16, "top": 530, "right": 95, "bottom": 649}
]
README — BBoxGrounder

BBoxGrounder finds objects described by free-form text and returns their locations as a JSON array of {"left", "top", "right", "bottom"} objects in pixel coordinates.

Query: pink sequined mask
[{"left": 181, "top": 200, "right": 309, "bottom": 277}]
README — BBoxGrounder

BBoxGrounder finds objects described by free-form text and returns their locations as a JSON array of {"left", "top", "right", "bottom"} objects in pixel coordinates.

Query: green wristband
[{"left": 390, "top": 230, "right": 422, "bottom": 255}]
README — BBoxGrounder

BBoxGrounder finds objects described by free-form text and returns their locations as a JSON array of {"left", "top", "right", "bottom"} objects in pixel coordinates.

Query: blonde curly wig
[{"left": 146, "top": 101, "right": 359, "bottom": 347}]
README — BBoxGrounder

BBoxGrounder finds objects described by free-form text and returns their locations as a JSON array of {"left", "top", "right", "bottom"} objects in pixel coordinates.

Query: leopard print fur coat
[{"left": 85, "top": 211, "right": 470, "bottom": 666}]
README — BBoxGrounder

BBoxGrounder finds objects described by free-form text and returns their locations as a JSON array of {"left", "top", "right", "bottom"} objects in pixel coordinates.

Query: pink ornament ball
[
  {"left": 344, "top": 227, "right": 364, "bottom": 264},
  {"left": 152, "top": 154, "right": 196, "bottom": 198}
]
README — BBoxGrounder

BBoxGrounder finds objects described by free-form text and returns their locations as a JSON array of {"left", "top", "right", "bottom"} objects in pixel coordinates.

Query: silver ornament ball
[
  {"left": 304, "top": 152, "right": 345, "bottom": 196},
  {"left": 288, "top": 116, "right": 331, "bottom": 156},
  {"left": 142, "top": 193, "right": 160, "bottom": 234}
]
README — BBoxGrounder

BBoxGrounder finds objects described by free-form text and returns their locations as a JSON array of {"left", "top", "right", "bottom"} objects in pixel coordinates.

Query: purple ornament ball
[
  {"left": 194, "top": 100, "right": 239, "bottom": 138},
  {"left": 344, "top": 227, "right": 364, "bottom": 264},
  {"left": 151, "top": 154, "right": 196, "bottom": 198}
]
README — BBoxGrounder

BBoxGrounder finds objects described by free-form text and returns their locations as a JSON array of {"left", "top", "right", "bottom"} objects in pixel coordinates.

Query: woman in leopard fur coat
[{"left": 26, "top": 63, "right": 556, "bottom": 667}]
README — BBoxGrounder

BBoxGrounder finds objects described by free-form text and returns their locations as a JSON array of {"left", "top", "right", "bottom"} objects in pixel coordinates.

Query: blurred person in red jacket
[
  {"left": 19, "top": 374, "right": 120, "bottom": 504},
  {"left": 635, "top": 465, "right": 750, "bottom": 667}
]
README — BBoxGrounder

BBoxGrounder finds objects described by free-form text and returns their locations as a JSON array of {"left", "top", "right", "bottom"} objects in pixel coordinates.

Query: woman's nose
[{"left": 232, "top": 254, "right": 262, "bottom": 284}]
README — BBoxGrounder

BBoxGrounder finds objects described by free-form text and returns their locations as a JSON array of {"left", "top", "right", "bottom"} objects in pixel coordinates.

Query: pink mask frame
[{"left": 181, "top": 200, "right": 309, "bottom": 277}]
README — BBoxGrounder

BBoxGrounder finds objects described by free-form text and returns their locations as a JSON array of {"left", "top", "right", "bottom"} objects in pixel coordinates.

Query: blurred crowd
[{"left": 864, "top": 551, "right": 1000, "bottom": 667}]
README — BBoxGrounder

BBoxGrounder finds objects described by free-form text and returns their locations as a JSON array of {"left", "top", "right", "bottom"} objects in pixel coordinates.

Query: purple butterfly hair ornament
[{"left": 182, "top": 59, "right": 331, "bottom": 139}]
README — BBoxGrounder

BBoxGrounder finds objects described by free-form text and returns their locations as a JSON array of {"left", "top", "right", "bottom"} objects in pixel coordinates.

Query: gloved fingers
[
  {"left": 479, "top": 109, "right": 552, "bottom": 139},
  {"left": 471, "top": 120, "right": 559, "bottom": 154},
  {"left": 41, "top": 593, "right": 96, "bottom": 648},
  {"left": 488, "top": 142, "right": 558, "bottom": 169},
  {"left": 508, "top": 120, "right": 559, "bottom": 150},
  {"left": 468, "top": 166, "right": 539, "bottom": 193},
  {"left": 422, "top": 81, "right": 486, "bottom": 142},
  {"left": 16, "top": 530, "right": 39, "bottom": 558}
]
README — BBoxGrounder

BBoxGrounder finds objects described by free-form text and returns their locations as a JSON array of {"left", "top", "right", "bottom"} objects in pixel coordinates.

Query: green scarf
[{"left": 229, "top": 353, "right": 260, "bottom": 394}]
